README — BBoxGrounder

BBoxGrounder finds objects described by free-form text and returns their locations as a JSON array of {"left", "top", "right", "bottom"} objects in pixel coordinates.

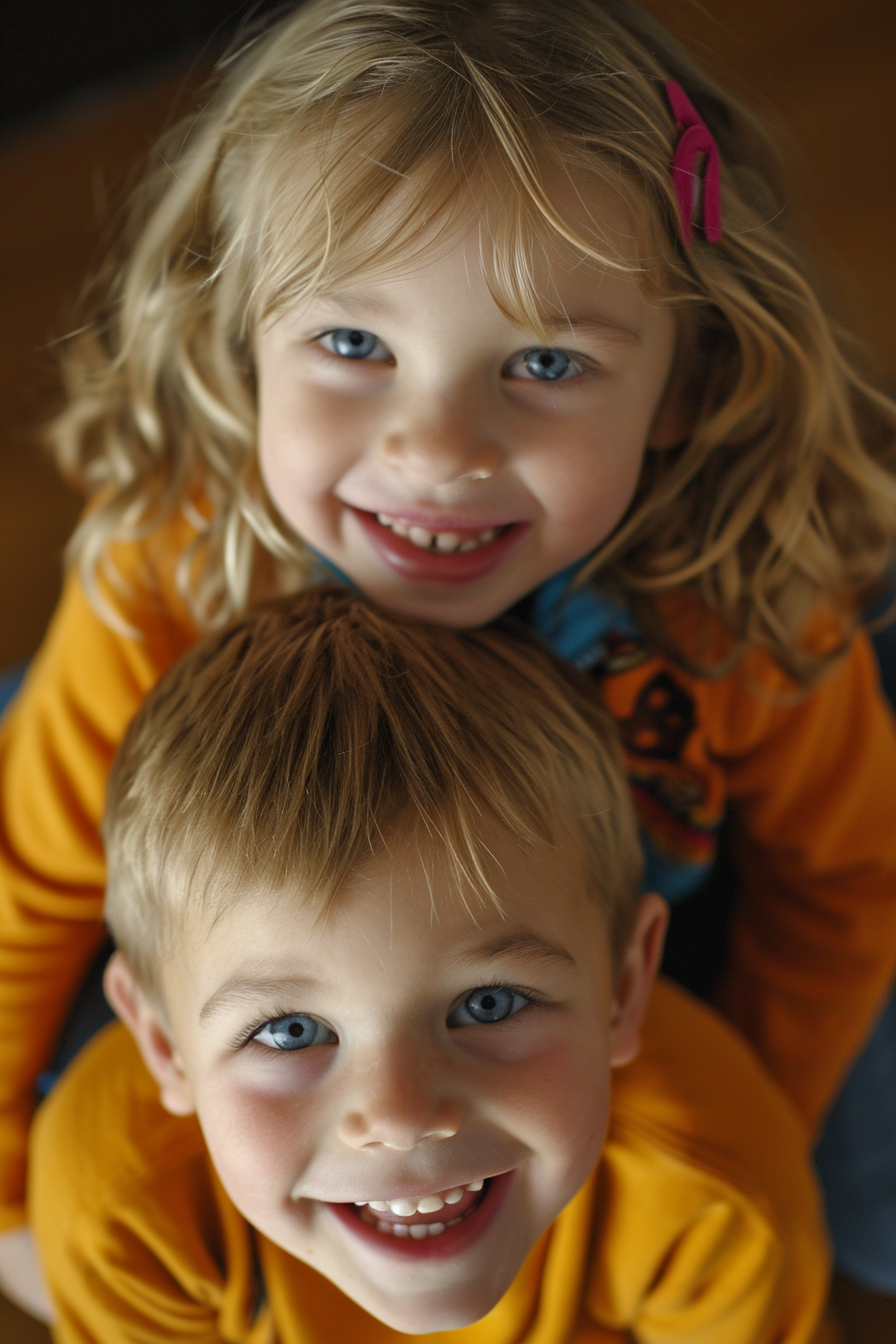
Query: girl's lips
[
  {"left": 326, "top": 1171, "right": 513, "bottom": 1259},
  {"left": 349, "top": 508, "right": 530, "bottom": 586}
]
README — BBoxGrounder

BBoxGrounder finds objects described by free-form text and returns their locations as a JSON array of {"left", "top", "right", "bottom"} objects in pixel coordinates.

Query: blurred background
[{"left": 0, "top": 1, "right": 894, "bottom": 1340}]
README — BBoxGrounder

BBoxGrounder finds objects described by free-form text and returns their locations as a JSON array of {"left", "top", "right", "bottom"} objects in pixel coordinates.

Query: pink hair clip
[{"left": 665, "top": 80, "right": 722, "bottom": 245}]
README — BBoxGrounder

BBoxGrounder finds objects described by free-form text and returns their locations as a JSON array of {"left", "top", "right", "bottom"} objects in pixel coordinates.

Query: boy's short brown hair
[{"left": 103, "top": 587, "right": 642, "bottom": 998}]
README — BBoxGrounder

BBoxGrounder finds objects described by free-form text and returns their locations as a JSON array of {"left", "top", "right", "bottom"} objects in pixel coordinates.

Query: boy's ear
[
  {"left": 609, "top": 893, "right": 668, "bottom": 1067},
  {"left": 103, "top": 951, "right": 196, "bottom": 1117}
]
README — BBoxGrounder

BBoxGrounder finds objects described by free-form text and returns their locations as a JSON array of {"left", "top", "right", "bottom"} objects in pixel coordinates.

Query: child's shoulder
[
  {"left": 29, "top": 1021, "right": 206, "bottom": 1219},
  {"left": 29, "top": 1021, "right": 274, "bottom": 1334},
  {"left": 608, "top": 978, "right": 818, "bottom": 1233},
  {"left": 591, "top": 980, "right": 828, "bottom": 1334}
]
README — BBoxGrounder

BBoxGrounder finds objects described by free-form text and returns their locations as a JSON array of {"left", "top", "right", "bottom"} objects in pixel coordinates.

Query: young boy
[{"left": 29, "top": 589, "right": 828, "bottom": 1342}]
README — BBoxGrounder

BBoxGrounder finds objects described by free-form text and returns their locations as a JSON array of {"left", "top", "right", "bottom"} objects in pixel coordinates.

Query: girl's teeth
[
  {"left": 408, "top": 525, "right": 434, "bottom": 549},
  {"left": 375, "top": 515, "right": 501, "bottom": 553},
  {"left": 416, "top": 1194, "right": 448, "bottom": 1213},
  {"left": 388, "top": 1198, "right": 418, "bottom": 1216}
]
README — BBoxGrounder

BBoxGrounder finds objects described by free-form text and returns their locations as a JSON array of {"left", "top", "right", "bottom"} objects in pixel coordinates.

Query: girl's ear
[
  {"left": 103, "top": 950, "right": 196, "bottom": 1117},
  {"left": 608, "top": 893, "right": 668, "bottom": 1067}
]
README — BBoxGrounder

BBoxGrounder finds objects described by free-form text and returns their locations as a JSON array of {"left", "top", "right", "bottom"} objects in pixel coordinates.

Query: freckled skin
[
  {"left": 109, "top": 823, "right": 665, "bottom": 1334},
  {"left": 255, "top": 172, "right": 681, "bottom": 629}
]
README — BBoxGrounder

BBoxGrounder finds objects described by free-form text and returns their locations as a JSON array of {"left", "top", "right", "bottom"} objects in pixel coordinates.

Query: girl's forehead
[{"left": 256, "top": 145, "right": 663, "bottom": 330}]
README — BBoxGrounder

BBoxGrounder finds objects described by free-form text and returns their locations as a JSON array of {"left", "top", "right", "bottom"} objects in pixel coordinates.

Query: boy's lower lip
[
  {"left": 325, "top": 1171, "right": 513, "bottom": 1259},
  {"left": 349, "top": 508, "right": 530, "bottom": 586}
]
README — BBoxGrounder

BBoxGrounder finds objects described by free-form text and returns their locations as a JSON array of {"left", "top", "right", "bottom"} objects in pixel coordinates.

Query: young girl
[{"left": 3, "top": 0, "right": 896, "bottom": 1320}]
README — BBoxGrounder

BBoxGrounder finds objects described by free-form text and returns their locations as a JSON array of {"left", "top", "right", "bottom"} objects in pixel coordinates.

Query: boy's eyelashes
[
  {"left": 318, "top": 328, "right": 393, "bottom": 363},
  {"left": 230, "top": 981, "right": 550, "bottom": 1053},
  {"left": 312, "top": 327, "right": 598, "bottom": 381}
]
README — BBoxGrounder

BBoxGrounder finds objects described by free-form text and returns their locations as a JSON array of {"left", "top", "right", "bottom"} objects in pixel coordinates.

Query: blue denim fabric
[
  {"left": 815, "top": 989, "right": 896, "bottom": 1291},
  {"left": 0, "top": 664, "right": 25, "bottom": 720},
  {"left": 811, "top": 616, "right": 896, "bottom": 1292}
]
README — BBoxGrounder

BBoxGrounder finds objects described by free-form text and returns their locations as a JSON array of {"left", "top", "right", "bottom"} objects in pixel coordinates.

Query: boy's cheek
[
  {"left": 194, "top": 1076, "right": 317, "bottom": 1202},
  {"left": 485, "top": 1035, "right": 610, "bottom": 1125}
]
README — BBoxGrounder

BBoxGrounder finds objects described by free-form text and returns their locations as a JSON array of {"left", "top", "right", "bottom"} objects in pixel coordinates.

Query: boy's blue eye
[
  {"left": 519, "top": 348, "right": 575, "bottom": 381},
  {"left": 321, "top": 328, "right": 389, "bottom": 361},
  {"left": 253, "top": 1014, "right": 335, "bottom": 1051},
  {"left": 449, "top": 986, "right": 529, "bottom": 1026}
]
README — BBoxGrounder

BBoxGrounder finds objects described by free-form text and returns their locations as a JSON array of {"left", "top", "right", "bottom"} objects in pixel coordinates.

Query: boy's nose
[
  {"left": 337, "top": 1057, "right": 463, "bottom": 1152},
  {"left": 375, "top": 403, "right": 504, "bottom": 488}
]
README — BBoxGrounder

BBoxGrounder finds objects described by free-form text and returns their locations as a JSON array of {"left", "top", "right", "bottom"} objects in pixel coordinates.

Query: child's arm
[
  {"left": 603, "top": 981, "right": 830, "bottom": 1344},
  {"left": 0, "top": 539, "right": 195, "bottom": 1233},
  {"left": 709, "top": 629, "right": 896, "bottom": 1130},
  {"left": 29, "top": 1024, "right": 266, "bottom": 1343}
]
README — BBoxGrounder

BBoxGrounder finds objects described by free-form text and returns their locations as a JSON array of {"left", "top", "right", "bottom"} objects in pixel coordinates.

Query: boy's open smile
[
  {"left": 115, "top": 818, "right": 662, "bottom": 1333},
  {"left": 325, "top": 1172, "right": 511, "bottom": 1257}
]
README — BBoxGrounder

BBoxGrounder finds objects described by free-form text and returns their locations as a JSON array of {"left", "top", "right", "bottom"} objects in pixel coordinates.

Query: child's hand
[{"left": 0, "top": 1225, "right": 53, "bottom": 1322}]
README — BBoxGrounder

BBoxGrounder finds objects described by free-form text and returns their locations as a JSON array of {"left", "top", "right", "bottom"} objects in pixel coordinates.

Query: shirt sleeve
[
  {"left": 706, "top": 631, "right": 896, "bottom": 1130},
  {"left": 0, "top": 554, "right": 194, "bottom": 1230},
  {"left": 28, "top": 1022, "right": 273, "bottom": 1344},
  {"left": 628, "top": 1185, "right": 826, "bottom": 1344},
  {"left": 590, "top": 982, "right": 830, "bottom": 1344}
]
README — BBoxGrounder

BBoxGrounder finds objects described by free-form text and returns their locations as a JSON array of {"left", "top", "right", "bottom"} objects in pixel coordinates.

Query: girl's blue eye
[
  {"left": 253, "top": 1014, "right": 335, "bottom": 1051},
  {"left": 322, "top": 328, "right": 389, "bottom": 361},
  {"left": 449, "top": 986, "right": 529, "bottom": 1026},
  {"left": 520, "top": 348, "right": 575, "bottom": 381}
]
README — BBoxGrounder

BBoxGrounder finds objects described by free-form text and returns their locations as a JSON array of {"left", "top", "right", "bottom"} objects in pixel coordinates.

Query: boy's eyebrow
[
  {"left": 315, "top": 291, "right": 397, "bottom": 320},
  {"left": 452, "top": 930, "right": 577, "bottom": 970},
  {"left": 198, "top": 931, "right": 574, "bottom": 1024},
  {"left": 199, "top": 973, "right": 324, "bottom": 1026}
]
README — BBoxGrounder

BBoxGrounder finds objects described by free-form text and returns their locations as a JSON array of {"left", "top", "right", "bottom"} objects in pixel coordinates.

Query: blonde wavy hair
[
  {"left": 51, "top": 0, "right": 896, "bottom": 682},
  {"left": 103, "top": 587, "right": 643, "bottom": 998}
]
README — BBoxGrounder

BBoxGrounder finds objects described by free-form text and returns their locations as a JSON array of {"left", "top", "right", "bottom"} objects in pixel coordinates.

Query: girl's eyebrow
[
  {"left": 310, "top": 293, "right": 639, "bottom": 345},
  {"left": 545, "top": 313, "right": 641, "bottom": 346}
]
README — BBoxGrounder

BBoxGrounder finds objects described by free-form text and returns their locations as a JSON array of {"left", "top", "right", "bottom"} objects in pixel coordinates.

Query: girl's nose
[
  {"left": 375, "top": 401, "right": 504, "bottom": 488},
  {"left": 337, "top": 1054, "right": 463, "bottom": 1152}
]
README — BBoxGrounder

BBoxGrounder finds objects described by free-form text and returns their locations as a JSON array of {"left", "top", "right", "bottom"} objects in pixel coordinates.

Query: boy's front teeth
[
  {"left": 356, "top": 1178, "right": 484, "bottom": 1216},
  {"left": 376, "top": 515, "right": 498, "bottom": 553}
]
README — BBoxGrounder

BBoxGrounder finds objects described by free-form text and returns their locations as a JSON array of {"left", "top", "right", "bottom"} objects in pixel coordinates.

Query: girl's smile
[
  {"left": 350, "top": 507, "right": 530, "bottom": 586},
  {"left": 255, "top": 176, "right": 682, "bottom": 626}
]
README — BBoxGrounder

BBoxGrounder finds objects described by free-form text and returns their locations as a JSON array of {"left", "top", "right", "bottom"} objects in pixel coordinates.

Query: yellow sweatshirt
[
  {"left": 29, "top": 980, "right": 829, "bottom": 1344},
  {"left": 4, "top": 514, "right": 896, "bottom": 1228}
]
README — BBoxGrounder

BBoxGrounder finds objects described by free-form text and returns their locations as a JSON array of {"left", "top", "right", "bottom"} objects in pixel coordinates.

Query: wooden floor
[{"left": 1, "top": 1, "right": 895, "bottom": 1339}]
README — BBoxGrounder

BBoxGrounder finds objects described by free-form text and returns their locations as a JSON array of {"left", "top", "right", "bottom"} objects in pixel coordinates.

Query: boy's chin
[{"left": 335, "top": 1263, "right": 522, "bottom": 1335}]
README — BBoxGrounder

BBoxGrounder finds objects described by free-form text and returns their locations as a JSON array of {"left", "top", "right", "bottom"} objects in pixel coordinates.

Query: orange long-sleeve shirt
[
  {"left": 29, "top": 981, "right": 829, "bottom": 1344},
  {"left": 3, "top": 514, "right": 896, "bottom": 1228}
]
